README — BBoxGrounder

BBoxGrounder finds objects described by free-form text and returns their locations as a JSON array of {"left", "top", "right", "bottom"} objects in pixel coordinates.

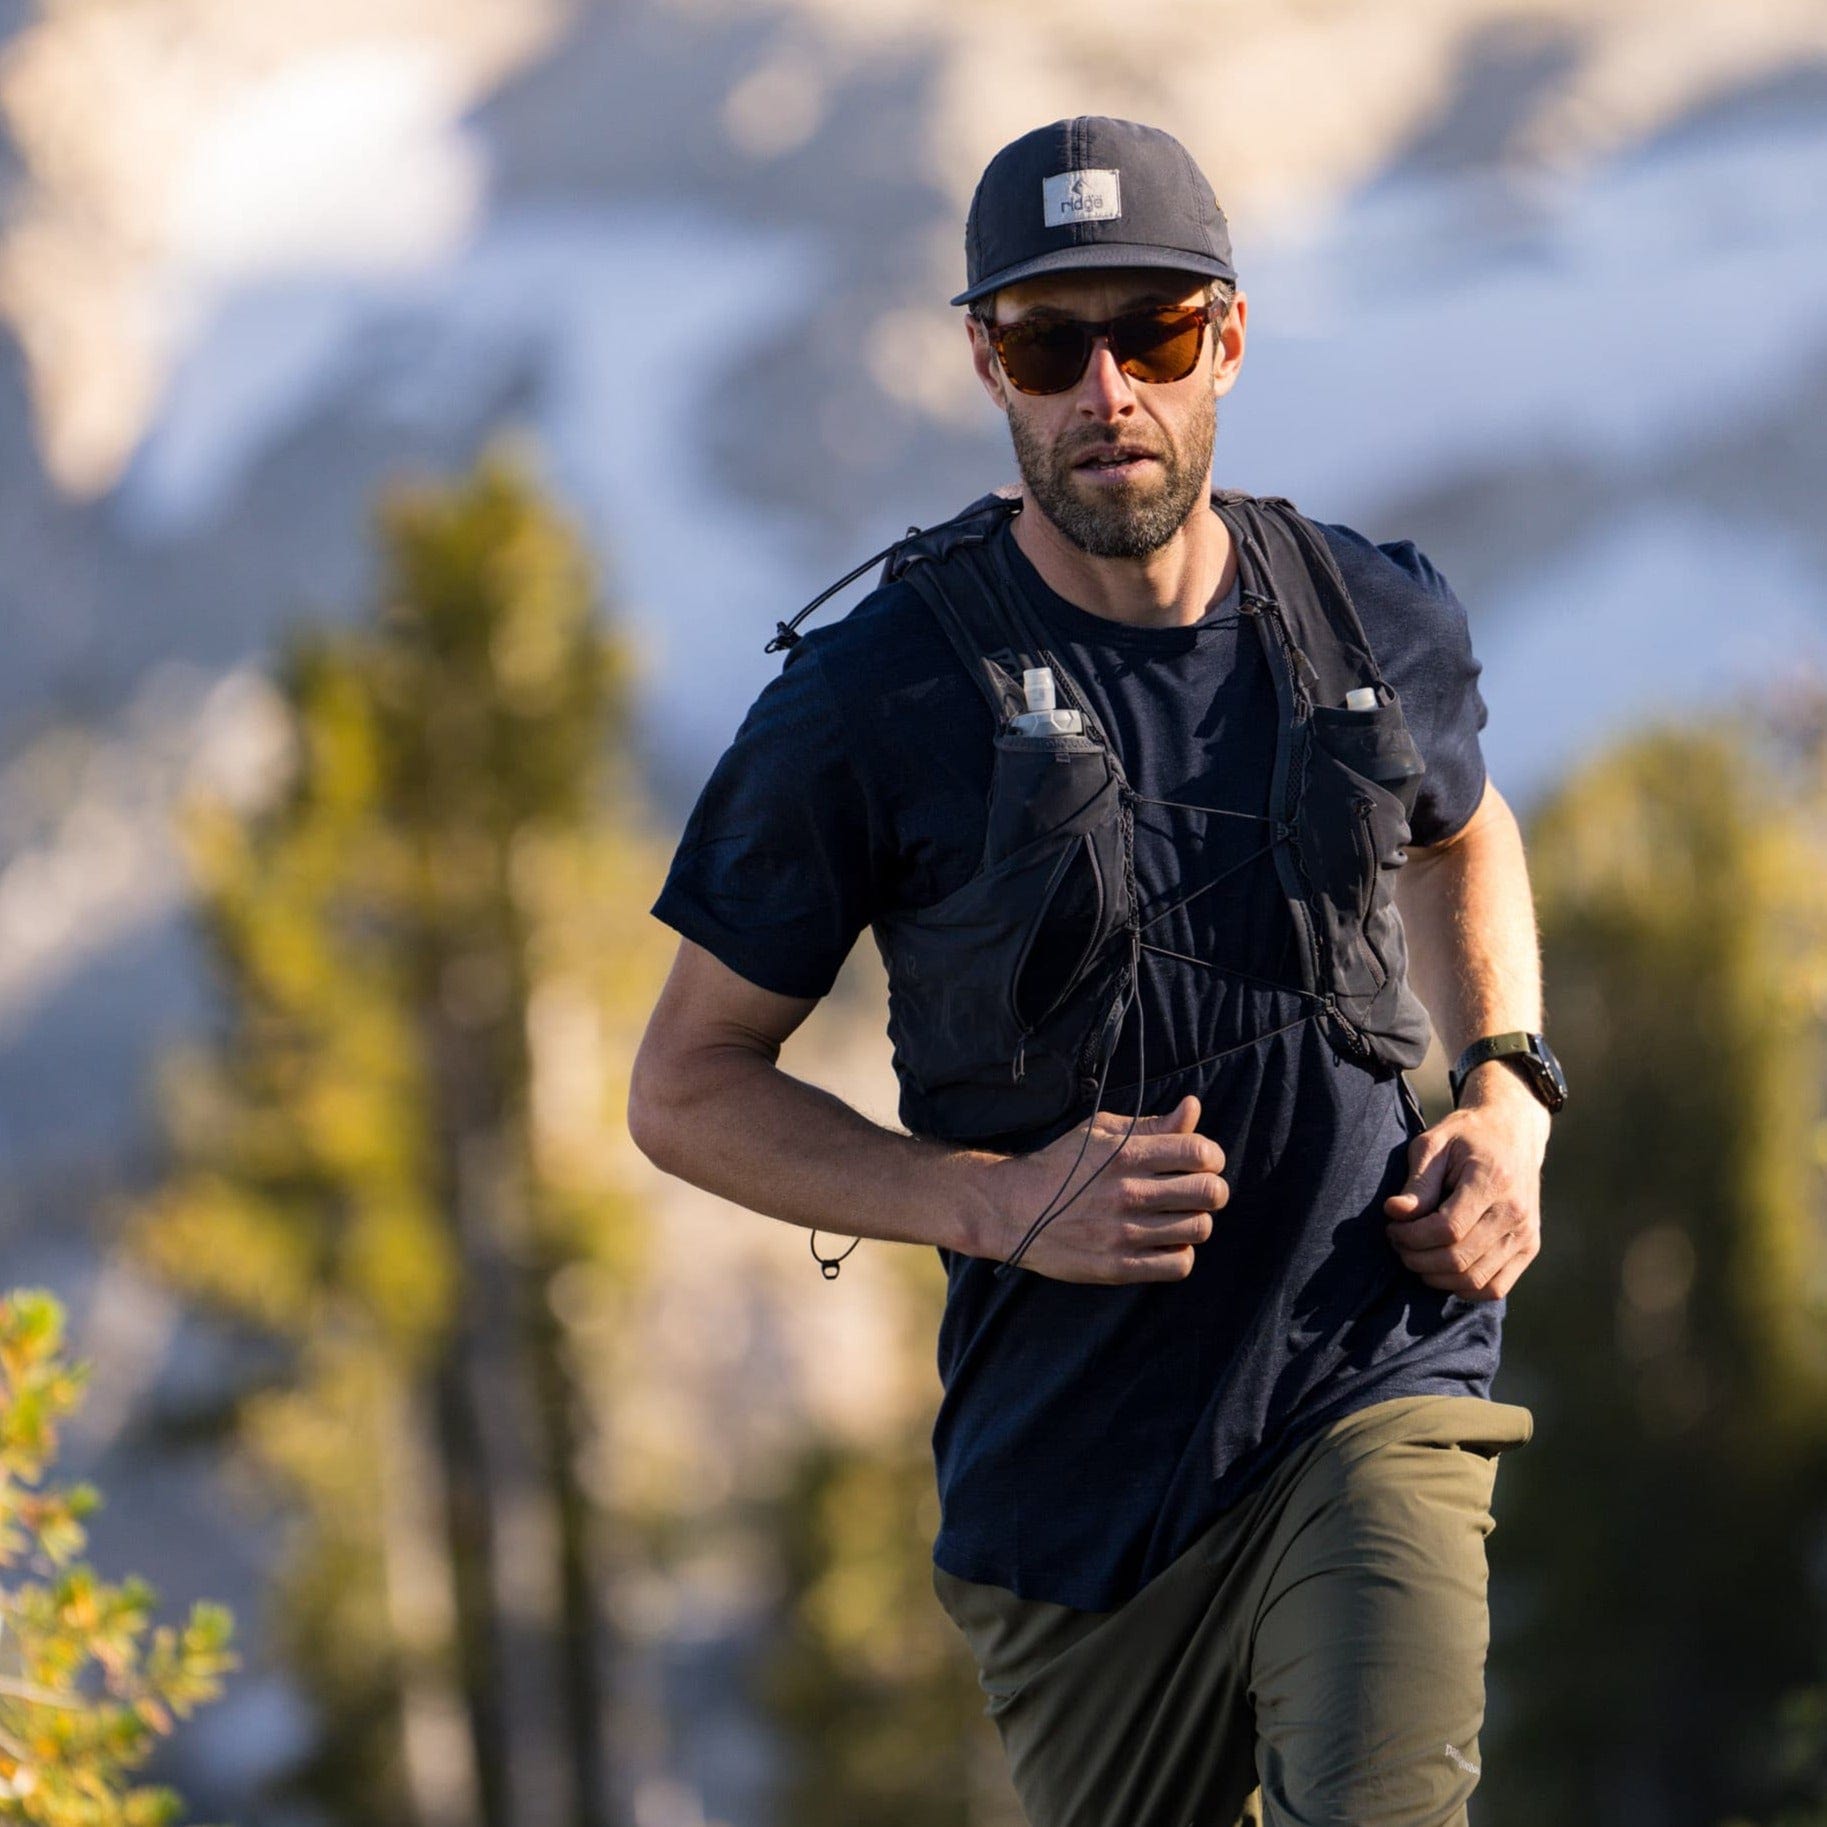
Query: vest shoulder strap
[
  {"left": 880, "top": 487, "right": 1021, "bottom": 577},
  {"left": 1213, "top": 489, "right": 1386, "bottom": 707},
  {"left": 889, "top": 492, "right": 1114, "bottom": 747}
]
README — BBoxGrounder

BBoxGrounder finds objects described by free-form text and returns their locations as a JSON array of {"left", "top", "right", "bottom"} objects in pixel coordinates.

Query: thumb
[
  {"left": 1385, "top": 1131, "right": 1452, "bottom": 1219},
  {"left": 1125, "top": 1093, "right": 1201, "bottom": 1132}
]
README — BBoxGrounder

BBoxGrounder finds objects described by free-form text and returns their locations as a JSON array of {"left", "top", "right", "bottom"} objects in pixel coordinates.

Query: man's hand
[
  {"left": 1383, "top": 1064, "right": 1550, "bottom": 1301},
  {"left": 977, "top": 1093, "right": 1229, "bottom": 1285}
]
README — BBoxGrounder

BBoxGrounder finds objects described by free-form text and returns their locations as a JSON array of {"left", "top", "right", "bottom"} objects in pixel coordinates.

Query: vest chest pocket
[
  {"left": 880, "top": 746, "right": 1121, "bottom": 1053},
  {"left": 1009, "top": 828, "right": 1105, "bottom": 1032},
  {"left": 985, "top": 731, "right": 1120, "bottom": 1034},
  {"left": 984, "top": 728, "right": 1110, "bottom": 866},
  {"left": 879, "top": 829, "right": 1089, "bottom": 1072},
  {"left": 1307, "top": 695, "right": 1425, "bottom": 820},
  {"left": 1300, "top": 697, "right": 1424, "bottom": 1005}
]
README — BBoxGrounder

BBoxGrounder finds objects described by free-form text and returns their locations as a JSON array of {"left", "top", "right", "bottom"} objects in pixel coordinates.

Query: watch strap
[{"left": 1449, "top": 1031, "right": 1553, "bottom": 1109}]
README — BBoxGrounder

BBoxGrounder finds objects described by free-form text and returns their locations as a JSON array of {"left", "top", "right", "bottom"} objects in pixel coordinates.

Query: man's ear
[{"left": 1210, "top": 290, "right": 1246, "bottom": 400}]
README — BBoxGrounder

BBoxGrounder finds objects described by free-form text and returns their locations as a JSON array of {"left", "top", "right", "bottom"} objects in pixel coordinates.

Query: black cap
[{"left": 951, "top": 116, "right": 1236, "bottom": 309}]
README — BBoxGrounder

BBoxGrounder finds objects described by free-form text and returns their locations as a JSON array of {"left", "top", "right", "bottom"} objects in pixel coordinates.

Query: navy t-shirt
[{"left": 651, "top": 503, "right": 1502, "bottom": 1610}]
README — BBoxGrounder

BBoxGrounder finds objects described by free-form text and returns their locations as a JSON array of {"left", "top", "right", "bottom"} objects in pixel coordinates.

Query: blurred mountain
[{"left": 0, "top": 0, "right": 1818, "bottom": 1161}]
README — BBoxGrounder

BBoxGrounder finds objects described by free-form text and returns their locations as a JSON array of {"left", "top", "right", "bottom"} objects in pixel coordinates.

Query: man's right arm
[
  {"left": 626, "top": 937, "right": 1228, "bottom": 1282},
  {"left": 627, "top": 937, "right": 1003, "bottom": 1257}
]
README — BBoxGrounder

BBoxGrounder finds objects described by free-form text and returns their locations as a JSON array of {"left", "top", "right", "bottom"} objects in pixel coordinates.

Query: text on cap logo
[{"left": 1042, "top": 168, "right": 1122, "bottom": 228}]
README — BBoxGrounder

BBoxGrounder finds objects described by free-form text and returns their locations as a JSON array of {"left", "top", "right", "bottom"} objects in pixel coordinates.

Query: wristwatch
[{"left": 1448, "top": 1031, "right": 1568, "bottom": 1114}]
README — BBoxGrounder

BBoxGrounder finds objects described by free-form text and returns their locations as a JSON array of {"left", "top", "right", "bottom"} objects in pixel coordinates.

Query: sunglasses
[{"left": 980, "top": 299, "right": 1222, "bottom": 396}]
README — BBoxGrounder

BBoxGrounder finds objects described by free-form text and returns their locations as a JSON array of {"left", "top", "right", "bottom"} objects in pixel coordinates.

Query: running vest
[{"left": 767, "top": 486, "right": 1436, "bottom": 1271}]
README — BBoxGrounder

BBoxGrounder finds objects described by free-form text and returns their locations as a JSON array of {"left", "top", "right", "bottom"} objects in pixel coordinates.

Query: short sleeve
[
  {"left": 650, "top": 638, "right": 879, "bottom": 999},
  {"left": 1328, "top": 529, "right": 1490, "bottom": 848},
  {"left": 1382, "top": 542, "right": 1488, "bottom": 845}
]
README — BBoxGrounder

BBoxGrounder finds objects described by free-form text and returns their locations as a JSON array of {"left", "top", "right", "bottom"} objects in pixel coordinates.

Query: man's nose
[{"left": 1077, "top": 336, "right": 1136, "bottom": 414}]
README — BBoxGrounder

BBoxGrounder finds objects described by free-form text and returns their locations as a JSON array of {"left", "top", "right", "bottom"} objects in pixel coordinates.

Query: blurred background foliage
[
  {"left": 1490, "top": 702, "right": 1827, "bottom": 1827},
  {"left": 0, "top": 1287, "right": 234, "bottom": 1827}
]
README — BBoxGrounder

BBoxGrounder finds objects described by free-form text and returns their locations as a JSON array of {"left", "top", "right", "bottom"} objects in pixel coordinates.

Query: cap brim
[{"left": 949, "top": 242, "right": 1237, "bottom": 308}]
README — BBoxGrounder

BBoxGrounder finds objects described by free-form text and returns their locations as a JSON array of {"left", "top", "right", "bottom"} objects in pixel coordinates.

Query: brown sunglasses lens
[
  {"left": 993, "top": 319, "right": 1091, "bottom": 394},
  {"left": 1114, "top": 309, "right": 1207, "bottom": 383},
  {"left": 994, "top": 306, "right": 1208, "bottom": 395}
]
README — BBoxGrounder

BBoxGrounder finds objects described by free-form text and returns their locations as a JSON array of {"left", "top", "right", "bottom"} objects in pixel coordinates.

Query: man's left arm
[{"left": 1385, "top": 775, "right": 1551, "bottom": 1302}]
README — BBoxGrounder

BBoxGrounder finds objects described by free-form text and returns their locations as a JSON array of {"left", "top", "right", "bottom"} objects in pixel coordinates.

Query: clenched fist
[{"left": 975, "top": 1094, "right": 1229, "bottom": 1284}]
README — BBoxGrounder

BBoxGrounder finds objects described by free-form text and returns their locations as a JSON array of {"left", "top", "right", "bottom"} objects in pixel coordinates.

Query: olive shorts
[{"left": 932, "top": 1393, "right": 1534, "bottom": 1827}]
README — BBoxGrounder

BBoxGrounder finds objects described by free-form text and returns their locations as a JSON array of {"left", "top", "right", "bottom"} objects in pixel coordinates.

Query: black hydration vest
[{"left": 768, "top": 486, "right": 1435, "bottom": 1275}]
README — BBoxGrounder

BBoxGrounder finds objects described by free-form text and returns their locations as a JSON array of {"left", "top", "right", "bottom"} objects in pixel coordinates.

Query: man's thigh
[
  {"left": 934, "top": 1548, "right": 1262, "bottom": 1827},
  {"left": 1247, "top": 1426, "right": 1510, "bottom": 1827}
]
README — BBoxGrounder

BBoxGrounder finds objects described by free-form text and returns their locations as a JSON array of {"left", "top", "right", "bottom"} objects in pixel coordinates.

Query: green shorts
[{"left": 932, "top": 1393, "right": 1534, "bottom": 1827}]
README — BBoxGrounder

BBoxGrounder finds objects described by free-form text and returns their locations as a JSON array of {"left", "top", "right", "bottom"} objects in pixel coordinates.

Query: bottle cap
[{"left": 1023, "top": 667, "right": 1057, "bottom": 713}]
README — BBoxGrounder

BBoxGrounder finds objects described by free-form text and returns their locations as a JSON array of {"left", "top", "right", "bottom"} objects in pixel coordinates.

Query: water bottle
[{"left": 1010, "top": 666, "right": 1083, "bottom": 736}]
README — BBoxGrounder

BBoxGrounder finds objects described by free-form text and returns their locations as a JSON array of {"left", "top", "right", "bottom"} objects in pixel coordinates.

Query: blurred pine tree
[
  {"left": 746, "top": 1246, "right": 1025, "bottom": 1827},
  {"left": 128, "top": 444, "right": 668, "bottom": 1827},
  {"left": 1487, "top": 700, "right": 1827, "bottom": 1827}
]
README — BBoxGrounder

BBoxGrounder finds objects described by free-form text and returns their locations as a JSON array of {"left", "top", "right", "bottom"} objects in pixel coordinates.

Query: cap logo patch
[{"left": 1043, "top": 168, "right": 1121, "bottom": 228}]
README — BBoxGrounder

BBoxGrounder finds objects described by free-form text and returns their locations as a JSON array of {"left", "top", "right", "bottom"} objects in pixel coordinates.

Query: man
[{"left": 629, "top": 115, "right": 1562, "bottom": 1827}]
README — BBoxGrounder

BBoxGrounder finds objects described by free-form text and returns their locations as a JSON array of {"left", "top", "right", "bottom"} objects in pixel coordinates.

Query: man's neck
[{"left": 1009, "top": 487, "right": 1236, "bottom": 631}]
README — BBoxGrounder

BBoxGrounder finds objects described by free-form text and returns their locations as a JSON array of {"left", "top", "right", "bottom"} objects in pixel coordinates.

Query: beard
[{"left": 1007, "top": 388, "right": 1216, "bottom": 559}]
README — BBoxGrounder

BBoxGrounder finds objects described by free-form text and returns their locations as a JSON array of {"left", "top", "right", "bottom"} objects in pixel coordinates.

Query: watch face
[{"left": 1526, "top": 1035, "right": 1569, "bottom": 1109}]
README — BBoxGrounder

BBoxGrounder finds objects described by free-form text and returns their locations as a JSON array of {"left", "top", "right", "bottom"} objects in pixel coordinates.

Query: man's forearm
[
  {"left": 1384, "top": 776, "right": 1550, "bottom": 1299},
  {"left": 1394, "top": 779, "right": 1543, "bottom": 1075},
  {"left": 630, "top": 1046, "right": 999, "bottom": 1258}
]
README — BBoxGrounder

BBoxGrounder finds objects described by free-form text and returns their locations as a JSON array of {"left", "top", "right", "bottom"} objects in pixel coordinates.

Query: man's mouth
[{"left": 1072, "top": 447, "right": 1159, "bottom": 481}]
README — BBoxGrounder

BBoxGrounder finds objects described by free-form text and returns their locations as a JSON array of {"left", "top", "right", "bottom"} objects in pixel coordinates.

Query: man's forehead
[{"left": 993, "top": 268, "right": 1208, "bottom": 318}]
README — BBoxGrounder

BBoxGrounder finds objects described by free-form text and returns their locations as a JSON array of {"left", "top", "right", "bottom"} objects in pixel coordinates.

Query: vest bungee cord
[
  {"left": 993, "top": 931, "right": 1149, "bottom": 1277},
  {"left": 1134, "top": 938, "right": 1321, "bottom": 1001},
  {"left": 765, "top": 528, "right": 923, "bottom": 654},
  {"left": 1129, "top": 789, "right": 1273, "bottom": 825},
  {"left": 1138, "top": 835, "right": 1279, "bottom": 928}
]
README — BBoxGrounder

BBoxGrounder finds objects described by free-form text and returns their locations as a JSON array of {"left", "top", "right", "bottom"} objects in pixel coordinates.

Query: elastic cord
[
  {"left": 993, "top": 941, "right": 1147, "bottom": 1278},
  {"left": 1135, "top": 937, "right": 1321, "bottom": 1002},
  {"left": 990, "top": 773, "right": 1292, "bottom": 1275},
  {"left": 1103, "top": 1003, "right": 1322, "bottom": 1096},
  {"left": 1127, "top": 790, "right": 1272, "bottom": 826},
  {"left": 765, "top": 529, "right": 920, "bottom": 654},
  {"left": 809, "top": 1229, "right": 860, "bottom": 1279},
  {"left": 1135, "top": 836, "right": 1280, "bottom": 934}
]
